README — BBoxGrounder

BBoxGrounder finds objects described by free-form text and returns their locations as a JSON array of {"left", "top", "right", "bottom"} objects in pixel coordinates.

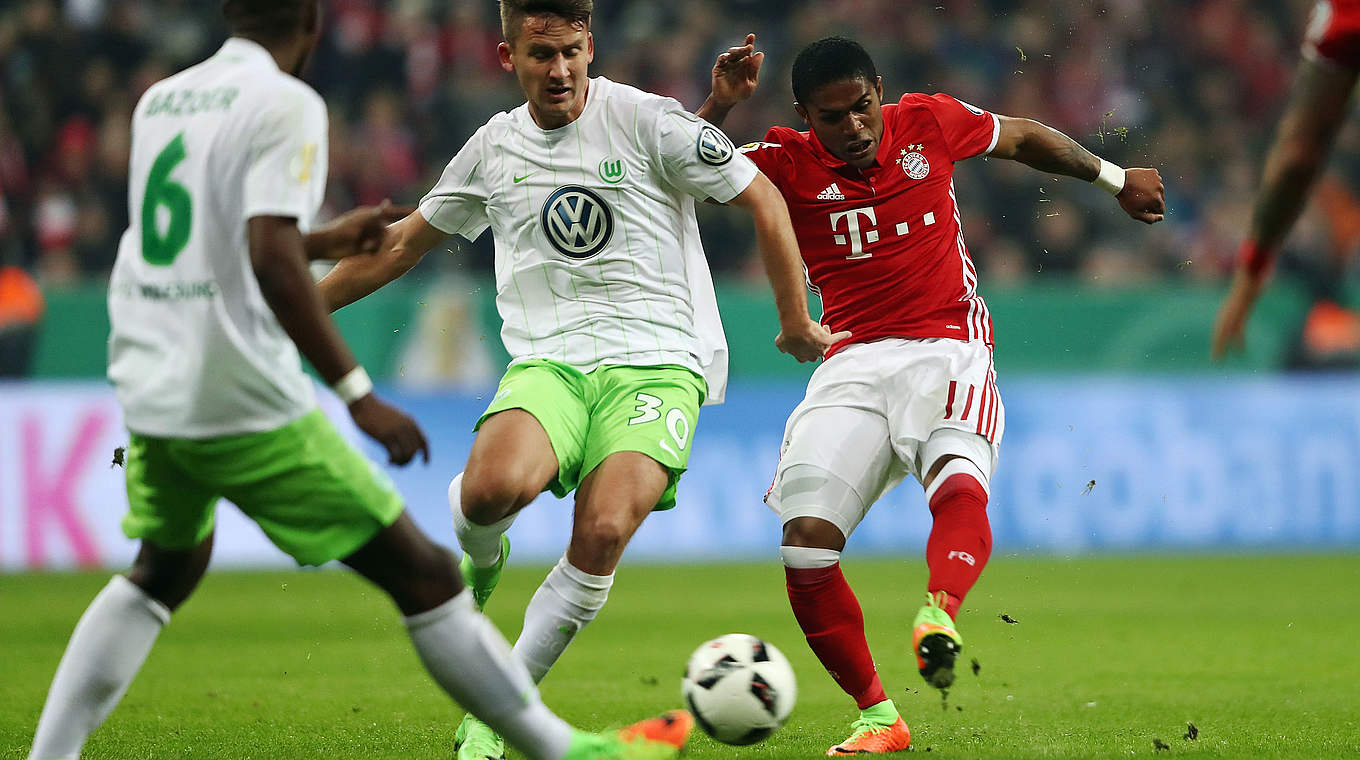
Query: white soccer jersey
[
  {"left": 418, "top": 76, "right": 757, "bottom": 404},
  {"left": 107, "top": 37, "right": 328, "bottom": 437}
]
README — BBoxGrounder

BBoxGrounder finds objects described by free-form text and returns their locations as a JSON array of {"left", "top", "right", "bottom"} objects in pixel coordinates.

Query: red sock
[
  {"left": 926, "top": 473, "right": 992, "bottom": 621},
  {"left": 785, "top": 563, "right": 887, "bottom": 709}
]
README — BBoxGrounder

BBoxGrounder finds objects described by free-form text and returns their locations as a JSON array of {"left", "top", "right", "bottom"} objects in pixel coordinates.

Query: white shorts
[{"left": 765, "top": 338, "right": 1003, "bottom": 537}]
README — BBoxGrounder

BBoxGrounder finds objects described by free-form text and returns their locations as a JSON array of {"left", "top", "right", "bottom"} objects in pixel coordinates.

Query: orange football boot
[{"left": 826, "top": 716, "right": 911, "bottom": 755}]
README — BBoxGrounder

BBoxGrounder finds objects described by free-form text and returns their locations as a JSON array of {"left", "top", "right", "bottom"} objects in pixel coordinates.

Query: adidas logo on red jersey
[{"left": 816, "top": 183, "right": 846, "bottom": 201}]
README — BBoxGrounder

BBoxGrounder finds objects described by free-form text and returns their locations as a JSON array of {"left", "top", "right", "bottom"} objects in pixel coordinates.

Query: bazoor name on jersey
[{"left": 541, "top": 185, "right": 615, "bottom": 260}]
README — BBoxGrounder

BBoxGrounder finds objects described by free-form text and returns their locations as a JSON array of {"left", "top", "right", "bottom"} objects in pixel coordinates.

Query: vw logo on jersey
[
  {"left": 902, "top": 151, "right": 930, "bottom": 180},
  {"left": 697, "top": 125, "right": 734, "bottom": 166},
  {"left": 541, "top": 185, "right": 614, "bottom": 260}
]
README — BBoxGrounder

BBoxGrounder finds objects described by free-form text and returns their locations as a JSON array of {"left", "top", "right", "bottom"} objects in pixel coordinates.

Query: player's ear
[
  {"left": 498, "top": 41, "right": 515, "bottom": 73},
  {"left": 794, "top": 102, "right": 809, "bottom": 126},
  {"left": 873, "top": 76, "right": 883, "bottom": 103},
  {"left": 586, "top": 32, "right": 595, "bottom": 64}
]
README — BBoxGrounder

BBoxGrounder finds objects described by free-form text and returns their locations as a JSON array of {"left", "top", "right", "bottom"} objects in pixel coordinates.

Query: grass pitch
[{"left": 4, "top": 555, "right": 1358, "bottom": 759}]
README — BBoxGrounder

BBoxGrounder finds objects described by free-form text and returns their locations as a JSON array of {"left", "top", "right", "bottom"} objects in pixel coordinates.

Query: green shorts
[
  {"left": 476, "top": 360, "right": 707, "bottom": 510},
  {"left": 122, "top": 409, "right": 404, "bottom": 566}
]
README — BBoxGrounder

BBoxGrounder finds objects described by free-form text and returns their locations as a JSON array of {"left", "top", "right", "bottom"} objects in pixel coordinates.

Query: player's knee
[
  {"left": 460, "top": 469, "right": 536, "bottom": 524},
  {"left": 126, "top": 540, "right": 210, "bottom": 612},
  {"left": 397, "top": 540, "right": 462, "bottom": 611},
  {"left": 420, "top": 545, "right": 462, "bottom": 597},
  {"left": 571, "top": 514, "right": 634, "bottom": 567},
  {"left": 781, "top": 516, "right": 846, "bottom": 550}
]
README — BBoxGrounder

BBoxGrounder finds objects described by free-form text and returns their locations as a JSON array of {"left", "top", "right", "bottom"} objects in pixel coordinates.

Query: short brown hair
[{"left": 499, "top": 0, "right": 592, "bottom": 43}]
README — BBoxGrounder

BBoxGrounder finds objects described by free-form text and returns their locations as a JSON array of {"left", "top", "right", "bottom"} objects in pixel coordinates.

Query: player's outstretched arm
[
  {"left": 303, "top": 200, "right": 413, "bottom": 260},
  {"left": 727, "top": 172, "right": 850, "bottom": 362},
  {"left": 250, "top": 215, "right": 428, "bottom": 465},
  {"left": 696, "top": 33, "right": 763, "bottom": 128},
  {"left": 988, "top": 116, "right": 1165, "bottom": 224},
  {"left": 1211, "top": 57, "right": 1359, "bottom": 360},
  {"left": 318, "top": 210, "right": 448, "bottom": 312}
]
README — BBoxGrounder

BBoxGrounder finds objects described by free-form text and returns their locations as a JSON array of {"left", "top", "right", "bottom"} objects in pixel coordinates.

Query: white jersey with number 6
[
  {"left": 418, "top": 76, "right": 757, "bottom": 404},
  {"left": 107, "top": 37, "right": 328, "bottom": 438}
]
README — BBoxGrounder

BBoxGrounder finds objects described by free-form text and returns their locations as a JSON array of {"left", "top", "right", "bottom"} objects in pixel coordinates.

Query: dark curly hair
[
  {"left": 791, "top": 36, "right": 879, "bottom": 104},
  {"left": 221, "top": 0, "right": 315, "bottom": 43}
]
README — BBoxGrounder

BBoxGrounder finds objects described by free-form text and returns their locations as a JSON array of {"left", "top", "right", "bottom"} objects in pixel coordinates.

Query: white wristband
[
  {"left": 1093, "top": 158, "right": 1126, "bottom": 195},
  {"left": 332, "top": 366, "right": 373, "bottom": 405}
]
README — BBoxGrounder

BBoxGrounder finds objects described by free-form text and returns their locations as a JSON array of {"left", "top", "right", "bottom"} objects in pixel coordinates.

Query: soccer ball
[{"left": 681, "top": 633, "right": 797, "bottom": 745}]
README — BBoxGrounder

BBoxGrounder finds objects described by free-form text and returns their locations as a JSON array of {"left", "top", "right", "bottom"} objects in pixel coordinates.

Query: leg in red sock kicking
[
  {"left": 781, "top": 518, "right": 885, "bottom": 709},
  {"left": 912, "top": 454, "right": 993, "bottom": 690},
  {"left": 923, "top": 455, "right": 993, "bottom": 620},
  {"left": 783, "top": 517, "right": 910, "bottom": 754}
]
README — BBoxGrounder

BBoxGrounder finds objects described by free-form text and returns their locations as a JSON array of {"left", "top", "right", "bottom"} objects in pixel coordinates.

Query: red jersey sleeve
[
  {"left": 921, "top": 93, "right": 1000, "bottom": 162},
  {"left": 736, "top": 127, "right": 795, "bottom": 190},
  {"left": 1303, "top": 0, "right": 1360, "bottom": 69}
]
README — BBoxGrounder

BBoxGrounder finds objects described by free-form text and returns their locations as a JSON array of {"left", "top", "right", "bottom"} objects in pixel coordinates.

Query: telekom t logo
[
  {"left": 829, "top": 206, "right": 938, "bottom": 260},
  {"left": 830, "top": 206, "right": 878, "bottom": 260}
]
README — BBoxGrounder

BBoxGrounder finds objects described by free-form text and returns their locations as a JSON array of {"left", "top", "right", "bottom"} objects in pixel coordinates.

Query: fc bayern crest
[{"left": 901, "top": 150, "right": 930, "bottom": 180}]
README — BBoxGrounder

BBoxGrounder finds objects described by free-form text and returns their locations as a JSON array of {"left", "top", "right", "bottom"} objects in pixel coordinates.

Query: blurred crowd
[{"left": 2, "top": 0, "right": 1358, "bottom": 289}]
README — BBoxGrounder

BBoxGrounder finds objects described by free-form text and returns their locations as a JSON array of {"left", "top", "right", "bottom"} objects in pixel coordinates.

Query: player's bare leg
[
  {"left": 29, "top": 536, "right": 213, "bottom": 760},
  {"left": 455, "top": 452, "right": 669, "bottom": 759},
  {"left": 343, "top": 511, "right": 601, "bottom": 760},
  {"left": 453, "top": 409, "right": 559, "bottom": 608},
  {"left": 449, "top": 411, "right": 564, "bottom": 758},
  {"left": 782, "top": 518, "right": 911, "bottom": 755},
  {"left": 914, "top": 454, "right": 992, "bottom": 690},
  {"left": 516, "top": 450, "right": 669, "bottom": 678}
]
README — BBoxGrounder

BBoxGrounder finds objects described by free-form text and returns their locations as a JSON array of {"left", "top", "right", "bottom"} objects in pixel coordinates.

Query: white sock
[
  {"left": 29, "top": 575, "right": 170, "bottom": 760},
  {"left": 449, "top": 473, "right": 518, "bottom": 568},
  {"left": 512, "top": 557, "right": 613, "bottom": 683},
  {"left": 779, "top": 545, "right": 842, "bottom": 569},
  {"left": 404, "top": 590, "right": 572, "bottom": 760}
]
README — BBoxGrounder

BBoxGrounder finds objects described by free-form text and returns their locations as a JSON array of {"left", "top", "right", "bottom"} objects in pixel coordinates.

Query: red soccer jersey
[
  {"left": 741, "top": 92, "right": 999, "bottom": 357},
  {"left": 1304, "top": 0, "right": 1360, "bottom": 69}
]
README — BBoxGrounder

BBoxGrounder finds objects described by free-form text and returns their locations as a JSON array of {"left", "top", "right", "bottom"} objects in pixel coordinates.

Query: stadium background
[{"left": 2, "top": 0, "right": 1359, "bottom": 570}]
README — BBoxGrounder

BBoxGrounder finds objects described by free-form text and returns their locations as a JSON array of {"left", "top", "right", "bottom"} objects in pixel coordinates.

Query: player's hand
[
  {"left": 1210, "top": 268, "right": 1267, "bottom": 361},
  {"left": 711, "top": 33, "right": 764, "bottom": 107},
  {"left": 348, "top": 394, "right": 430, "bottom": 466},
  {"left": 775, "top": 319, "right": 851, "bottom": 363},
  {"left": 1116, "top": 168, "right": 1165, "bottom": 224},
  {"left": 322, "top": 200, "right": 415, "bottom": 259}
]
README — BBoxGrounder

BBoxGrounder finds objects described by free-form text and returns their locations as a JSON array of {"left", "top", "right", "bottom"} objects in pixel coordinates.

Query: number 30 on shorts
[{"left": 628, "top": 392, "right": 691, "bottom": 459}]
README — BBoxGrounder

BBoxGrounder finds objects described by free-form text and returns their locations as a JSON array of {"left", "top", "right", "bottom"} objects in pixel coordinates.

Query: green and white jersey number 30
[
  {"left": 628, "top": 392, "right": 692, "bottom": 460},
  {"left": 142, "top": 132, "right": 192, "bottom": 266}
]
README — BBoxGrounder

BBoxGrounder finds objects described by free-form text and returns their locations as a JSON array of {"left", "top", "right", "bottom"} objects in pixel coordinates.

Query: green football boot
[
  {"left": 912, "top": 591, "right": 963, "bottom": 690},
  {"left": 459, "top": 533, "right": 510, "bottom": 611},
  {"left": 454, "top": 714, "right": 505, "bottom": 760}
]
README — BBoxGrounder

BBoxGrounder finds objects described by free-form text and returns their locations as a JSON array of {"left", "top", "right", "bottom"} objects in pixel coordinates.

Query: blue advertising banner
[
  {"left": 386, "top": 376, "right": 1360, "bottom": 563},
  {"left": 2, "top": 375, "right": 1357, "bottom": 569}
]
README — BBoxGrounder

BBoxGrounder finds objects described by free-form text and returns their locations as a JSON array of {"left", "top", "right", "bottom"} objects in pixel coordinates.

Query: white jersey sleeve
[
  {"left": 652, "top": 106, "right": 758, "bottom": 204},
  {"left": 242, "top": 87, "right": 328, "bottom": 223},
  {"left": 418, "top": 127, "right": 491, "bottom": 240}
]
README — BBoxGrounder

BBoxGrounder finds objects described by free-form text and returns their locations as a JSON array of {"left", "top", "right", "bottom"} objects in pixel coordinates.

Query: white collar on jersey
[{"left": 215, "top": 37, "right": 281, "bottom": 72}]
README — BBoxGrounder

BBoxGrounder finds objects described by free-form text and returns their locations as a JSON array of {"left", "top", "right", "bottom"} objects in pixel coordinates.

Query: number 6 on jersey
[{"left": 141, "top": 133, "right": 193, "bottom": 266}]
